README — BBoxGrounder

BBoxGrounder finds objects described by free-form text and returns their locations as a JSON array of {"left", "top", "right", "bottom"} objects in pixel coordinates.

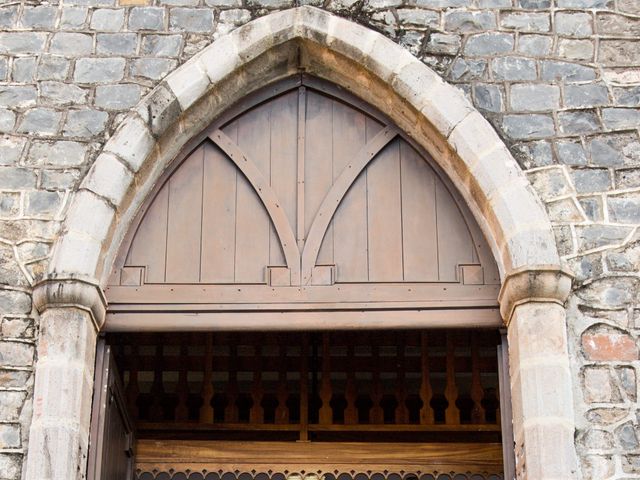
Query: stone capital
[
  {"left": 498, "top": 265, "right": 573, "bottom": 326},
  {"left": 32, "top": 277, "right": 107, "bottom": 332}
]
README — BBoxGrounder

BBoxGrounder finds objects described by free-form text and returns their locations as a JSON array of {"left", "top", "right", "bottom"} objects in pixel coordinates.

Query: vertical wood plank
[
  {"left": 394, "top": 335, "right": 409, "bottom": 424},
  {"left": 419, "top": 332, "right": 435, "bottom": 425},
  {"left": 400, "top": 142, "right": 439, "bottom": 282},
  {"left": 235, "top": 106, "right": 271, "bottom": 283},
  {"left": 199, "top": 333, "right": 214, "bottom": 423},
  {"left": 436, "top": 180, "right": 475, "bottom": 282},
  {"left": 332, "top": 100, "right": 368, "bottom": 282},
  {"left": 296, "top": 87, "right": 306, "bottom": 251},
  {"left": 269, "top": 91, "right": 298, "bottom": 266},
  {"left": 224, "top": 343, "right": 239, "bottom": 423},
  {"left": 319, "top": 332, "right": 333, "bottom": 425},
  {"left": 126, "top": 186, "right": 169, "bottom": 283},
  {"left": 366, "top": 136, "right": 403, "bottom": 282},
  {"left": 299, "top": 334, "right": 309, "bottom": 441},
  {"left": 275, "top": 343, "right": 289, "bottom": 424},
  {"left": 165, "top": 147, "right": 204, "bottom": 283},
  {"left": 444, "top": 333, "right": 460, "bottom": 425},
  {"left": 370, "top": 342, "right": 384, "bottom": 424},
  {"left": 304, "top": 91, "right": 335, "bottom": 265},
  {"left": 200, "top": 140, "right": 237, "bottom": 283}
]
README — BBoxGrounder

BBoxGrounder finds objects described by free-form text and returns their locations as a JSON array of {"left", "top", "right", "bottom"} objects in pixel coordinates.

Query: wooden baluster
[
  {"left": 394, "top": 335, "right": 409, "bottom": 424},
  {"left": 149, "top": 342, "right": 164, "bottom": 421},
  {"left": 299, "top": 334, "right": 309, "bottom": 441},
  {"left": 419, "top": 332, "right": 434, "bottom": 425},
  {"left": 125, "top": 344, "right": 140, "bottom": 420},
  {"left": 344, "top": 339, "right": 358, "bottom": 425},
  {"left": 318, "top": 332, "right": 333, "bottom": 424},
  {"left": 444, "top": 333, "right": 460, "bottom": 425},
  {"left": 174, "top": 334, "right": 190, "bottom": 421},
  {"left": 224, "top": 343, "right": 239, "bottom": 423},
  {"left": 275, "top": 343, "right": 289, "bottom": 424},
  {"left": 370, "top": 342, "right": 384, "bottom": 424},
  {"left": 470, "top": 335, "right": 486, "bottom": 424},
  {"left": 249, "top": 344, "right": 264, "bottom": 423},
  {"left": 199, "top": 333, "right": 214, "bottom": 423}
]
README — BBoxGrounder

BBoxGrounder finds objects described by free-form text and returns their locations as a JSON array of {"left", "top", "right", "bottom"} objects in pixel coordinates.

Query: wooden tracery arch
[{"left": 106, "top": 76, "right": 501, "bottom": 331}]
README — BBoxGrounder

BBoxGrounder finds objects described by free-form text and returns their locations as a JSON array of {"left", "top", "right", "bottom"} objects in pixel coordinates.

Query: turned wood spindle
[
  {"left": 344, "top": 340, "right": 358, "bottom": 425},
  {"left": 394, "top": 336, "right": 409, "bottom": 424},
  {"left": 419, "top": 332, "right": 434, "bottom": 425},
  {"left": 149, "top": 342, "right": 165, "bottom": 421},
  {"left": 299, "top": 334, "right": 310, "bottom": 441},
  {"left": 224, "top": 343, "right": 239, "bottom": 423},
  {"left": 370, "top": 342, "right": 384, "bottom": 424},
  {"left": 444, "top": 333, "right": 460, "bottom": 425},
  {"left": 249, "top": 343, "right": 264, "bottom": 424},
  {"left": 470, "top": 335, "right": 486, "bottom": 424},
  {"left": 174, "top": 335, "right": 190, "bottom": 421},
  {"left": 318, "top": 332, "right": 333, "bottom": 425},
  {"left": 199, "top": 333, "right": 215, "bottom": 423},
  {"left": 275, "top": 343, "right": 289, "bottom": 424}
]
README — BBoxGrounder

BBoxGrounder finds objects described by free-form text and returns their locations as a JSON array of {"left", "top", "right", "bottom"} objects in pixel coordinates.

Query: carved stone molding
[
  {"left": 498, "top": 266, "right": 573, "bottom": 326},
  {"left": 32, "top": 277, "right": 107, "bottom": 331}
]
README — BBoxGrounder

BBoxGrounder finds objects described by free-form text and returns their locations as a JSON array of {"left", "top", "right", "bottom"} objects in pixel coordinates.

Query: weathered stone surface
[
  {"left": 502, "top": 114, "right": 555, "bottom": 139},
  {"left": 97, "top": 33, "right": 138, "bottom": 55},
  {"left": 90, "top": 8, "right": 125, "bottom": 31},
  {"left": 510, "top": 84, "right": 559, "bottom": 111},
  {"left": 129, "top": 7, "right": 165, "bottom": 30},
  {"left": 50, "top": 33, "right": 93, "bottom": 56},
  {"left": 141, "top": 35, "right": 183, "bottom": 56},
  {"left": 170, "top": 8, "right": 214, "bottom": 32},
  {"left": 17, "top": 109, "right": 61, "bottom": 136},
  {"left": 564, "top": 83, "right": 609, "bottom": 108},
  {"left": 131, "top": 58, "right": 178, "bottom": 80},
  {"left": 63, "top": 109, "right": 109, "bottom": 138},
  {"left": 541, "top": 60, "right": 597, "bottom": 82},
  {"left": 517, "top": 34, "right": 552, "bottom": 56},
  {"left": 558, "top": 110, "right": 600, "bottom": 135},
  {"left": 491, "top": 57, "right": 536, "bottom": 81},
  {"left": 570, "top": 168, "right": 611, "bottom": 194},
  {"left": 582, "top": 324, "right": 638, "bottom": 361},
  {"left": 556, "top": 141, "right": 587, "bottom": 165},
  {"left": 41, "top": 82, "right": 88, "bottom": 106},
  {"left": 500, "top": 12, "right": 550, "bottom": 32},
  {"left": 95, "top": 84, "right": 142, "bottom": 109},
  {"left": 608, "top": 194, "right": 640, "bottom": 224},
  {"left": 74, "top": 57, "right": 126, "bottom": 83},
  {"left": 465, "top": 32, "right": 514, "bottom": 55},
  {"left": 602, "top": 108, "right": 640, "bottom": 130}
]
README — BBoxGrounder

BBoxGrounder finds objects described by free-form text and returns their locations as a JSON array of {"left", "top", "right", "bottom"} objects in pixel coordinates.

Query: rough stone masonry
[{"left": 0, "top": 0, "right": 639, "bottom": 479}]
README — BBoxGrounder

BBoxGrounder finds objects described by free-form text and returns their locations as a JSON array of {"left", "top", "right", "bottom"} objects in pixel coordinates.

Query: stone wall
[{"left": 0, "top": 0, "right": 638, "bottom": 479}]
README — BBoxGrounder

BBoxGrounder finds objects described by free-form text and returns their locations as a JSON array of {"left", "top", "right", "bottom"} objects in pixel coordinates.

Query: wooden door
[{"left": 88, "top": 338, "right": 135, "bottom": 480}]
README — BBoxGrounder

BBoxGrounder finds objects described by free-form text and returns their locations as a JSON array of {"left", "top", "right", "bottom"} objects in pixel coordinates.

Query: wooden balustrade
[{"left": 109, "top": 329, "right": 502, "bottom": 442}]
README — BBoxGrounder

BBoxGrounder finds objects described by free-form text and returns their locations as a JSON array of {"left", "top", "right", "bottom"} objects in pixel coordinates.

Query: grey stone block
[
  {"left": 558, "top": 39, "right": 594, "bottom": 61},
  {"left": 602, "top": 108, "right": 640, "bottom": 130},
  {"left": 615, "top": 169, "right": 640, "bottom": 189},
  {"left": 160, "top": 0, "right": 199, "bottom": 4},
  {"left": 415, "top": 0, "right": 470, "bottom": 5},
  {"left": 25, "top": 191, "right": 62, "bottom": 216},
  {"left": 96, "top": 33, "right": 138, "bottom": 55},
  {"left": 12, "top": 57, "right": 36, "bottom": 83},
  {"left": 397, "top": 9, "right": 439, "bottom": 27},
  {"left": 577, "top": 225, "right": 631, "bottom": 251},
  {"left": 465, "top": 32, "right": 514, "bottom": 55},
  {"left": 609, "top": 195, "right": 640, "bottom": 224},
  {"left": 502, "top": 114, "right": 555, "bottom": 139},
  {"left": 556, "top": 12, "right": 593, "bottom": 37},
  {"left": 26, "top": 140, "right": 88, "bottom": 167},
  {"left": 491, "top": 57, "right": 536, "bottom": 81},
  {"left": 63, "top": 109, "right": 109, "bottom": 138},
  {"left": 41, "top": 81, "right": 88, "bottom": 106},
  {"left": 0, "top": 110, "right": 15, "bottom": 133},
  {"left": 589, "top": 133, "right": 640, "bottom": 167},
  {"left": 425, "top": 33, "right": 461, "bottom": 55},
  {"left": 556, "top": 141, "right": 588, "bottom": 165},
  {"left": 205, "top": 0, "right": 243, "bottom": 5},
  {"left": 571, "top": 168, "right": 611, "bottom": 194},
  {"left": 0, "top": 57, "right": 7, "bottom": 81},
  {"left": 474, "top": 84, "right": 503, "bottom": 112},
  {"left": 558, "top": 110, "right": 601, "bottom": 135},
  {"left": 0, "top": 32, "right": 47, "bottom": 54},
  {"left": 129, "top": 7, "right": 165, "bottom": 31},
  {"left": 444, "top": 11, "right": 496, "bottom": 32},
  {"left": 528, "top": 167, "right": 574, "bottom": 200},
  {"left": 597, "top": 13, "right": 640, "bottom": 37},
  {"left": 0, "top": 86, "right": 37, "bottom": 108},
  {"left": 141, "top": 35, "right": 183, "bottom": 56},
  {"left": 0, "top": 6, "right": 18, "bottom": 28},
  {"left": 17, "top": 109, "right": 61, "bottom": 136},
  {"left": 95, "top": 84, "right": 142, "bottom": 109},
  {"left": 449, "top": 58, "right": 486, "bottom": 81},
  {"left": 578, "top": 197, "right": 603, "bottom": 222},
  {"left": 500, "top": 12, "right": 550, "bottom": 32},
  {"left": 40, "top": 169, "right": 81, "bottom": 190},
  {"left": 131, "top": 58, "right": 178, "bottom": 80},
  {"left": 219, "top": 9, "right": 252, "bottom": 26},
  {"left": 50, "top": 32, "right": 93, "bottom": 56},
  {"left": 517, "top": 34, "right": 552, "bottom": 56},
  {"left": 0, "top": 136, "right": 27, "bottom": 166},
  {"left": 557, "top": 0, "right": 609, "bottom": 6},
  {"left": 37, "top": 55, "right": 70, "bottom": 81},
  {"left": 518, "top": 0, "right": 550, "bottom": 7},
  {"left": 613, "top": 86, "right": 640, "bottom": 107},
  {"left": 90, "top": 8, "right": 125, "bottom": 31},
  {"left": 512, "top": 140, "right": 553, "bottom": 168},
  {"left": 60, "top": 7, "right": 88, "bottom": 30},
  {"left": 510, "top": 84, "right": 560, "bottom": 112},
  {"left": 478, "top": 0, "right": 511, "bottom": 5},
  {"left": 247, "top": 0, "right": 294, "bottom": 6},
  {"left": 541, "top": 61, "right": 597, "bottom": 82},
  {"left": 0, "top": 192, "right": 19, "bottom": 217},
  {"left": 74, "top": 57, "right": 126, "bottom": 83},
  {"left": 0, "top": 167, "right": 36, "bottom": 189},
  {"left": 170, "top": 8, "right": 214, "bottom": 32},
  {"left": 599, "top": 39, "right": 640, "bottom": 66},
  {"left": 564, "top": 83, "right": 609, "bottom": 108},
  {"left": 0, "top": 424, "right": 20, "bottom": 448},
  {"left": 21, "top": 6, "right": 57, "bottom": 29}
]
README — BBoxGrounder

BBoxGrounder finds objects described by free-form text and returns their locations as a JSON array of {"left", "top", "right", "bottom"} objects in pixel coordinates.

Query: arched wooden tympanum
[{"left": 106, "top": 76, "right": 501, "bottom": 331}]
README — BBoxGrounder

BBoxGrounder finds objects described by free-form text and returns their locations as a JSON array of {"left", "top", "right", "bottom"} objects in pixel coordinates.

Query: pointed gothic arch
[{"left": 28, "top": 7, "right": 579, "bottom": 480}]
